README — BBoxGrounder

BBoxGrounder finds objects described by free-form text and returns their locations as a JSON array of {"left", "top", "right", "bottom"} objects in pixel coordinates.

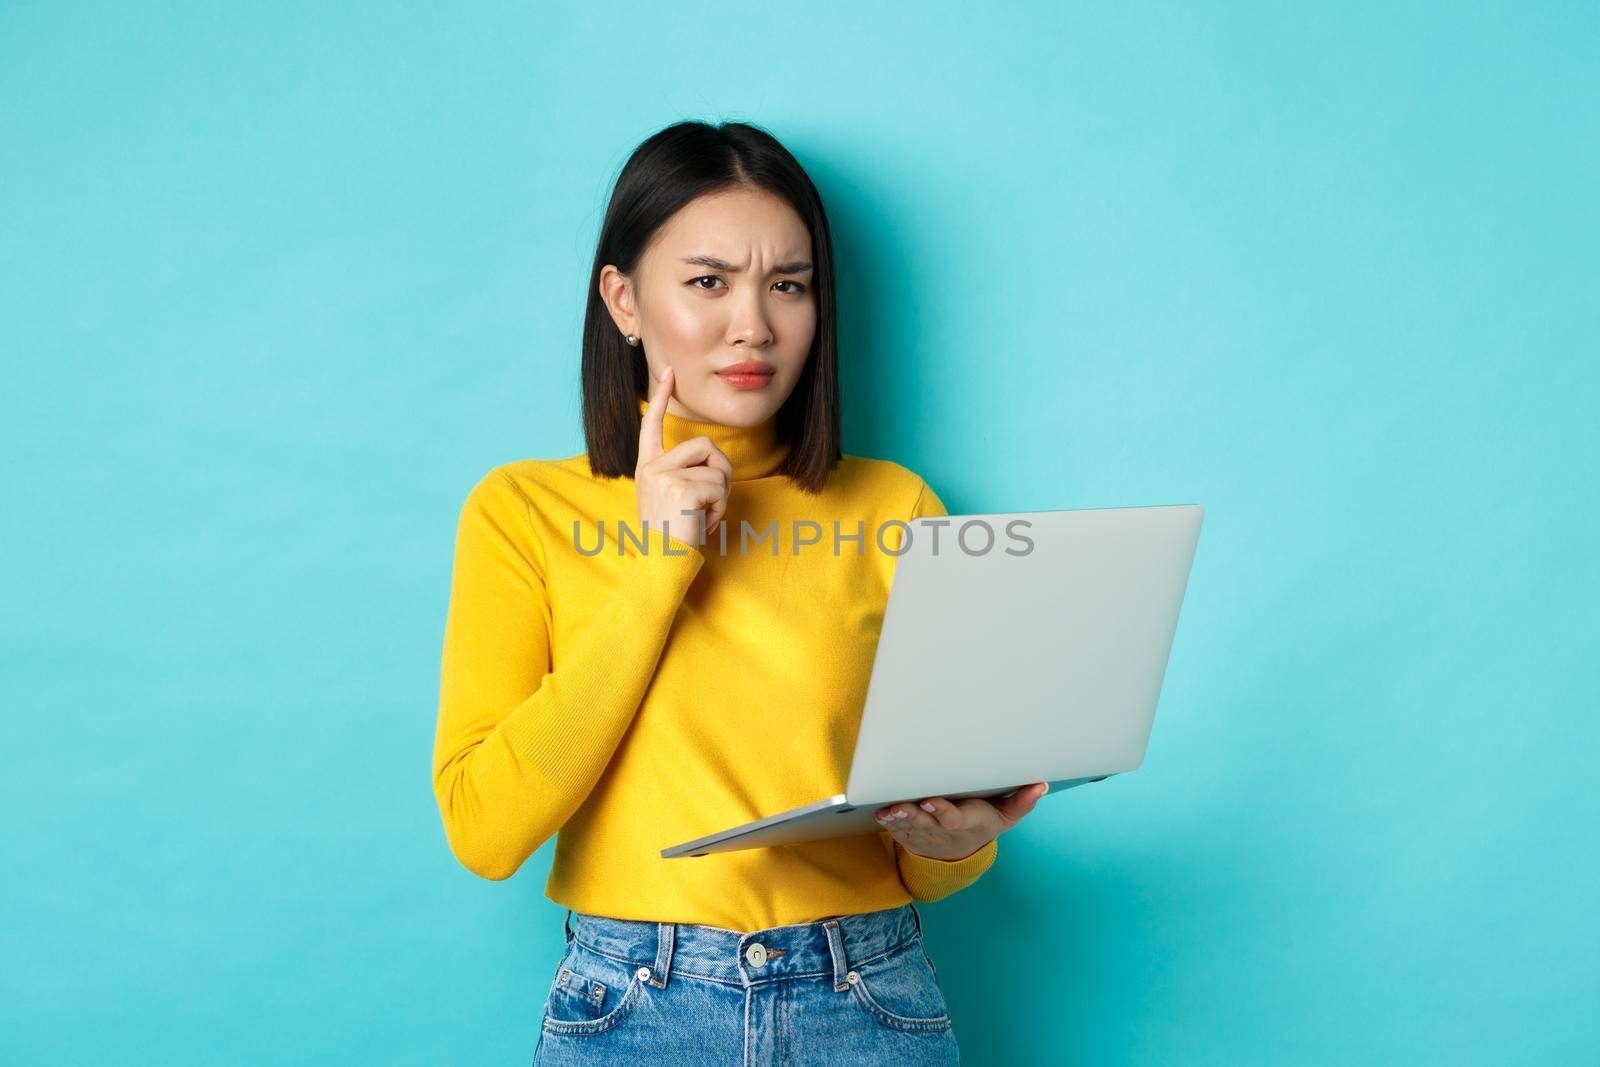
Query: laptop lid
[{"left": 843, "top": 504, "right": 1204, "bottom": 804}]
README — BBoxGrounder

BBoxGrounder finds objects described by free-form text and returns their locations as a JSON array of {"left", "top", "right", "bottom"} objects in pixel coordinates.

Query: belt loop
[
  {"left": 650, "top": 922, "right": 675, "bottom": 989},
  {"left": 822, "top": 918, "right": 850, "bottom": 993},
  {"left": 908, "top": 901, "right": 925, "bottom": 939},
  {"left": 563, "top": 909, "right": 574, "bottom": 945}
]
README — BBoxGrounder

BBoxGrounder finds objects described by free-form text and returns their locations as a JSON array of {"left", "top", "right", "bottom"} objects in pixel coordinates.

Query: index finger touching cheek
[{"left": 638, "top": 365, "right": 672, "bottom": 466}]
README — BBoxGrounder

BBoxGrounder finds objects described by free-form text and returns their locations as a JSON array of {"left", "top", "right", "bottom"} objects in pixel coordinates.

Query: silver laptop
[{"left": 660, "top": 503, "right": 1205, "bottom": 859}]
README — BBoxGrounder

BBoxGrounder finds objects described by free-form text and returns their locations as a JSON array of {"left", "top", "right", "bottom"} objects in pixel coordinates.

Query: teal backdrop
[{"left": 3, "top": 3, "right": 1595, "bottom": 1064}]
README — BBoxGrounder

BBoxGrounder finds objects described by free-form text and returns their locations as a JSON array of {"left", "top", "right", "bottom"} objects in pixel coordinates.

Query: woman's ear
[{"left": 597, "top": 264, "right": 638, "bottom": 336}]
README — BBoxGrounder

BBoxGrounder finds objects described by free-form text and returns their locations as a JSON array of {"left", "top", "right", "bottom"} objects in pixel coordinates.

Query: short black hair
[{"left": 580, "top": 120, "right": 840, "bottom": 494}]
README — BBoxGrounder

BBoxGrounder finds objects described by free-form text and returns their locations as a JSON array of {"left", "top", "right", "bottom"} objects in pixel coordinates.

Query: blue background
[{"left": 3, "top": 3, "right": 1595, "bottom": 1064}]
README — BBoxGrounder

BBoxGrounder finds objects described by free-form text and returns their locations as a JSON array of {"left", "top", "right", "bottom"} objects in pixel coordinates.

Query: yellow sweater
[{"left": 432, "top": 397, "right": 998, "bottom": 931}]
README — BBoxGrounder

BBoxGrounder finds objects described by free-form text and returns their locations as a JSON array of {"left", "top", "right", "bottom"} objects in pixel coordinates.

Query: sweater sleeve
[
  {"left": 432, "top": 468, "right": 705, "bottom": 881},
  {"left": 887, "top": 832, "right": 1000, "bottom": 902},
  {"left": 884, "top": 473, "right": 1001, "bottom": 902}
]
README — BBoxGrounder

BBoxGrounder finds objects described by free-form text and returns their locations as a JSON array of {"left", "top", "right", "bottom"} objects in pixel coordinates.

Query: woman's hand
[
  {"left": 636, "top": 365, "right": 733, "bottom": 545},
  {"left": 875, "top": 782, "right": 1049, "bottom": 861}
]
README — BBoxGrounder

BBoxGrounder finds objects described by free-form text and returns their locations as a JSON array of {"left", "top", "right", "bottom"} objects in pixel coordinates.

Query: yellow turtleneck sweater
[{"left": 432, "top": 397, "right": 998, "bottom": 931}]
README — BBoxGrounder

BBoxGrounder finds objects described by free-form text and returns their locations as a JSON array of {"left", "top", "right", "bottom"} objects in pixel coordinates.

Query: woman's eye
[
  {"left": 689, "top": 276, "right": 724, "bottom": 290},
  {"left": 775, "top": 280, "right": 807, "bottom": 295}
]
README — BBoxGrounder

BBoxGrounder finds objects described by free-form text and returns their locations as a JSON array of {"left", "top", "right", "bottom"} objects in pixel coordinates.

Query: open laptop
[{"left": 660, "top": 503, "right": 1205, "bottom": 859}]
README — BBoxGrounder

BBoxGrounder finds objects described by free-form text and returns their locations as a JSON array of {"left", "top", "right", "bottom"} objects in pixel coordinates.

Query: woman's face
[{"left": 601, "top": 186, "right": 816, "bottom": 425}]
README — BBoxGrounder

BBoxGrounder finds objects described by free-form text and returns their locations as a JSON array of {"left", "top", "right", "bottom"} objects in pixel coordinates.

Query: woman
[{"left": 433, "top": 120, "right": 1049, "bottom": 1065}]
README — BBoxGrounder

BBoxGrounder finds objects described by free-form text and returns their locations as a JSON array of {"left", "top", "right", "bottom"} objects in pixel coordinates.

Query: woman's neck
[{"left": 635, "top": 396, "right": 789, "bottom": 481}]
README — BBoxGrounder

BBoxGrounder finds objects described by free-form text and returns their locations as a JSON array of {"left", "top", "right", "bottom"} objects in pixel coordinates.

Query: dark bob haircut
[{"left": 580, "top": 120, "right": 840, "bottom": 495}]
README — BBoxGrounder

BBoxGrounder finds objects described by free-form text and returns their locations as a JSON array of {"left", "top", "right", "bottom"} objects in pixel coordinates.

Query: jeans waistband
[{"left": 563, "top": 903, "right": 926, "bottom": 992}]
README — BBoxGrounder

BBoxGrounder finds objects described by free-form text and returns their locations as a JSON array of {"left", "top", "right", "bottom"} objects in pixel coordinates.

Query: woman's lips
[{"left": 723, "top": 363, "right": 777, "bottom": 388}]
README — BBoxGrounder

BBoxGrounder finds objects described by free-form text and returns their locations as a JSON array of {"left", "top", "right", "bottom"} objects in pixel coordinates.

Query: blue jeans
[{"left": 532, "top": 902, "right": 962, "bottom": 1065}]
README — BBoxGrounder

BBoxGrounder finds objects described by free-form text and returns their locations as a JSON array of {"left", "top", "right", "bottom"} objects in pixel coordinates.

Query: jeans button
[{"left": 745, "top": 942, "right": 768, "bottom": 967}]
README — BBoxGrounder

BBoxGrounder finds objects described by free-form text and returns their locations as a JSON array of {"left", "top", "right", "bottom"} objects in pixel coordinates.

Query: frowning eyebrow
[{"left": 681, "top": 254, "right": 814, "bottom": 274}]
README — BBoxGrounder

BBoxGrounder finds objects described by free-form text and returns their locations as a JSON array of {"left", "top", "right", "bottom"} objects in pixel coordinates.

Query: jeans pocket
[
  {"left": 847, "top": 937, "right": 953, "bottom": 1033},
  {"left": 540, "top": 943, "right": 647, "bottom": 1037}
]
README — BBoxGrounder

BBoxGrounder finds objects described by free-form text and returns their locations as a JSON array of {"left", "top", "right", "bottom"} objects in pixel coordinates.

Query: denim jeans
[{"left": 531, "top": 902, "right": 961, "bottom": 1065}]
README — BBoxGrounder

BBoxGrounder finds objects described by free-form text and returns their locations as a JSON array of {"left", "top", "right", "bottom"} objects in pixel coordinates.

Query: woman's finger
[
  {"left": 704, "top": 492, "right": 726, "bottom": 538},
  {"left": 989, "top": 782, "right": 1049, "bottom": 827},
  {"left": 914, "top": 797, "right": 967, "bottom": 831},
  {"left": 671, "top": 465, "right": 731, "bottom": 489},
  {"left": 653, "top": 435, "right": 734, "bottom": 479},
  {"left": 876, "top": 803, "right": 939, "bottom": 832},
  {"left": 637, "top": 365, "right": 672, "bottom": 469}
]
